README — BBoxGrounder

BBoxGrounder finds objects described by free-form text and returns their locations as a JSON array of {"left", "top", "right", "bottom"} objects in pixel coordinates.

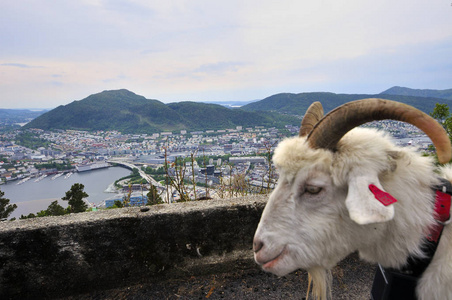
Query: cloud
[
  {"left": 50, "top": 81, "right": 64, "bottom": 87},
  {"left": 102, "top": 73, "right": 129, "bottom": 83},
  {"left": 194, "top": 61, "right": 247, "bottom": 75},
  {"left": 0, "top": 0, "right": 451, "bottom": 108},
  {"left": 1, "top": 63, "right": 43, "bottom": 68},
  {"left": 102, "top": 0, "right": 155, "bottom": 18}
]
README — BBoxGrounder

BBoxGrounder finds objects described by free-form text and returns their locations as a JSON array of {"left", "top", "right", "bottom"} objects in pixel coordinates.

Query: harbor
[{"left": 1, "top": 166, "right": 131, "bottom": 219}]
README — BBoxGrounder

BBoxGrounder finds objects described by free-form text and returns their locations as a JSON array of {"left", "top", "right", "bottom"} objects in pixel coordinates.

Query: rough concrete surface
[
  {"left": 64, "top": 253, "right": 375, "bottom": 300},
  {"left": 0, "top": 195, "right": 376, "bottom": 299}
]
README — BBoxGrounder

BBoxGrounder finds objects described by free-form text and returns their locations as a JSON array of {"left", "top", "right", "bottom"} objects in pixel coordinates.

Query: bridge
[{"left": 108, "top": 159, "right": 161, "bottom": 187}]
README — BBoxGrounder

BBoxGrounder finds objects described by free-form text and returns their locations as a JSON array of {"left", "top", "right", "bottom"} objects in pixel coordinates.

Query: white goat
[{"left": 253, "top": 99, "right": 452, "bottom": 299}]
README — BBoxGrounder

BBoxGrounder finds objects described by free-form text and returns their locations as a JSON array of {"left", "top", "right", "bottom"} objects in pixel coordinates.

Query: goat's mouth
[{"left": 259, "top": 247, "right": 287, "bottom": 270}]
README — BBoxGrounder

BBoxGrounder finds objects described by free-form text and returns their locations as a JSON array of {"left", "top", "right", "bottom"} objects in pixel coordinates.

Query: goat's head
[{"left": 253, "top": 99, "right": 451, "bottom": 286}]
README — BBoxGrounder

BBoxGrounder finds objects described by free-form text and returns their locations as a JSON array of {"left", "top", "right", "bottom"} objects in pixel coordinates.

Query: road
[{"left": 108, "top": 159, "right": 160, "bottom": 187}]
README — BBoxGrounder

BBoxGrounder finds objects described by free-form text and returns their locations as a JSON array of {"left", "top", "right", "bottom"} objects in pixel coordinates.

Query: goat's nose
[{"left": 253, "top": 239, "right": 264, "bottom": 253}]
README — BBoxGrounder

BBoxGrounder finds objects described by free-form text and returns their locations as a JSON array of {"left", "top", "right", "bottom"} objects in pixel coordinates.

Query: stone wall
[{"left": 0, "top": 196, "right": 267, "bottom": 299}]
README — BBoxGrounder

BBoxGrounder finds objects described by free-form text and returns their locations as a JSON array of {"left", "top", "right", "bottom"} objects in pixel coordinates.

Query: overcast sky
[{"left": 1, "top": 0, "right": 451, "bottom": 109}]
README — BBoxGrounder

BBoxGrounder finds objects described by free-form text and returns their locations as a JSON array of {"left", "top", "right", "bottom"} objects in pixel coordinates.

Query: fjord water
[{"left": 1, "top": 167, "right": 131, "bottom": 219}]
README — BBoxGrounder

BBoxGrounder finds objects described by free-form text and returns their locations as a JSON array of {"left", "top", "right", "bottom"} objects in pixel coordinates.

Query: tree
[
  {"left": 430, "top": 103, "right": 452, "bottom": 138},
  {"left": 430, "top": 103, "right": 449, "bottom": 123},
  {"left": 167, "top": 156, "right": 190, "bottom": 202},
  {"left": 190, "top": 151, "right": 198, "bottom": 200},
  {"left": 147, "top": 185, "right": 163, "bottom": 205},
  {"left": 62, "top": 183, "right": 89, "bottom": 213},
  {"left": 113, "top": 200, "right": 124, "bottom": 208},
  {"left": 20, "top": 213, "right": 36, "bottom": 219},
  {"left": 132, "top": 168, "right": 140, "bottom": 176},
  {"left": 0, "top": 190, "right": 17, "bottom": 220},
  {"left": 36, "top": 201, "right": 67, "bottom": 217},
  {"left": 122, "top": 183, "right": 132, "bottom": 207},
  {"left": 46, "top": 200, "right": 66, "bottom": 216}
]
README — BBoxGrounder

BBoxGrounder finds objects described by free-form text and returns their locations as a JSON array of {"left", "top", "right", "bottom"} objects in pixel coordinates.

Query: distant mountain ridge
[
  {"left": 24, "top": 87, "right": 452, "bottom": 134},
  {"left": 0, "top": 109, "right": 47, "bottom": 128},
  {"left": 240, "top": 89, "right": 452, "bottom": 115},
  {"left": 24, "top": 89, "right": 300, "bottom": 134},
  {"left": 381, "top": 86, "right": 452, "bottom": 100},
  {"left": 198, "top": 100, "right": 259, "bottom": 108}
]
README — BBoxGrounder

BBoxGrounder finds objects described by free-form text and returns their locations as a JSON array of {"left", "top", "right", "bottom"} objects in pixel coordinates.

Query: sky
[{"left": 1, "top": 0, "right": 452, "bottom": 109}]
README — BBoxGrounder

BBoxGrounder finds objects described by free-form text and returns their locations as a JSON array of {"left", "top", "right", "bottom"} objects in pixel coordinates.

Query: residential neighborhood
[{"left": 0, "top": 120, "right": 433, "bottom": 208}]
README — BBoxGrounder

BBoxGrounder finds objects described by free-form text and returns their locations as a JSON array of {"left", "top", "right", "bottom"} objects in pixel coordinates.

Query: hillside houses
[{"left": 0, "top": 120, "right": 432, "bottom": 185}]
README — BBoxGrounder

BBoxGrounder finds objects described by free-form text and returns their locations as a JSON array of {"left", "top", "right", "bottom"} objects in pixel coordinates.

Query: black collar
[
  {"left": 400, "top": 178, "right": 452, "bottom": 278},
  {"left": 371, "top": 179, "right": 452, "bottom": 300}
]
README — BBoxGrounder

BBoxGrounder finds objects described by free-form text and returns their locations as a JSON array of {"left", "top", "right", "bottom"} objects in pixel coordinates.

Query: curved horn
[
  {"left": 299, "top": 101, "right": 324, "bottom": 137},
  {"left": 307, "top": 98, "right": 452, "bottom": 164}
]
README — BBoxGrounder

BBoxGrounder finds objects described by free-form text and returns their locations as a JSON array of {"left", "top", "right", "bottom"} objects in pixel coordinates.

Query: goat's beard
[{"left": 306, "top": 267, "right": 332, "bottom": 300}]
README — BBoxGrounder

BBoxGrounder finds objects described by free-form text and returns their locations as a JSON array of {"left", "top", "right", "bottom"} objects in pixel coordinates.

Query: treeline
[
  {"left": 14, "top": 132, "right": 50, "bottom": 149},
  {"left": 35, "top": 161, "right": 73, "bottom": 171},
  {"left": 114, "top": 168, "right": 147, "bottom": 187},
  {"left": 19, "top": 183, "right": 89, "bottom": 219}
]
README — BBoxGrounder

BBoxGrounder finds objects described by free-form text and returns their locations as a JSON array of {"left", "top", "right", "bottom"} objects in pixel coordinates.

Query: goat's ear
[{"left": 345, "top": 171, "right": 395, "bottom": 225}]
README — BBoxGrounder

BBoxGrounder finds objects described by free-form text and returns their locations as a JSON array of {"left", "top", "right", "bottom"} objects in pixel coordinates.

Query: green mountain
[
  {"left": 240, "top": 92, "right": 452, "bottom": 115},
  {"left": 381, "top": 86, "right": 452, "bottom": 100},
  {"left": 24, "top": 88, "right": 452, "bottom": 134},
  {"left": 167, "top": 101, "right": 298, "bottom": 130},
  {"left": 24, "top": 89, "right": 184, "bottom": 133},
  {"left": 24, "top": 89, "right": 300, "bottom": 133}
]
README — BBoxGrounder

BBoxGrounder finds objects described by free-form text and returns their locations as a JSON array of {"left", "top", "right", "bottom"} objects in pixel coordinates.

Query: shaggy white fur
[{"left": 253, "top": 127, "right": 450, "bottom": 300}]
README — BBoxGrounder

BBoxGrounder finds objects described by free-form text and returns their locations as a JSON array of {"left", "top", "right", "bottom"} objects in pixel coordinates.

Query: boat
[
  {"left": 64, "top": 172, "right": 73, "bottom": 179},
  {"left": 34, "top": 174, "right": 48, "bottom": 182},
  {"left": 16, "top": 177, "right": 31, "bottom": 185},
  {"left": 51, "top": 173, "right": 63, "bottom": 180},
  {"left": 76, "top": 162, "right": 110, "bottom": 172}
]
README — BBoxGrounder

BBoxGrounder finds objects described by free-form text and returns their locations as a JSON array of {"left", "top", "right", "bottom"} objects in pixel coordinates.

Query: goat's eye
[{"left": 306, "top": 185, "right": 322, "bottom": 195}]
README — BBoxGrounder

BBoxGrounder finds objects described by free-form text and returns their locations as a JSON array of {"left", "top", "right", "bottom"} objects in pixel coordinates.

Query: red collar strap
[
  {"left": 369, "top": 182, "right": 451, "bottom": 243},
  {"left": 405, "top": 181, "right": 452, "bottom": 278},
  {"left": 369, "top": 179, "right": 452, "bottom": 279},
  {"left": 369, "top": 182, "right": 452, "bottom": 243},
  {"left": 427, "top": 187, "right": 451, "bottom": 243}
]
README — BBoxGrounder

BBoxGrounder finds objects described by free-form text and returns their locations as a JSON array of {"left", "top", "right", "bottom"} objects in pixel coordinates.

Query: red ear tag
[{"left": 369, "top": 184, "right": 398, "bottom": 206}]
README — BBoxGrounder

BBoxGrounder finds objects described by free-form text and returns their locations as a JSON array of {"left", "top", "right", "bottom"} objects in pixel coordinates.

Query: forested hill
[
  {"left": 240, "top": 92, "right": 452, "bottom": 115},
  {"left": 23, "top": 88, "right": 452, "bottom": 134},
  {"left": 24, "top": 89, "right": 300, "bottom": 134},
  {"left": 381, "top": 86, "right": 452, "bottom": 100}
]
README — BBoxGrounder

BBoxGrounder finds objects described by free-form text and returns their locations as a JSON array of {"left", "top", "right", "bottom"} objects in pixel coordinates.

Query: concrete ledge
[{"left": 0, "top": 196, "right": 268, "bottom": 299}]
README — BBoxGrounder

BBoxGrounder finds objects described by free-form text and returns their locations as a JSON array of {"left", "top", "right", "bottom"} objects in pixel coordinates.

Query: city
[{"left": 0, "top": 119, "right": 434, "bottom": 211}]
